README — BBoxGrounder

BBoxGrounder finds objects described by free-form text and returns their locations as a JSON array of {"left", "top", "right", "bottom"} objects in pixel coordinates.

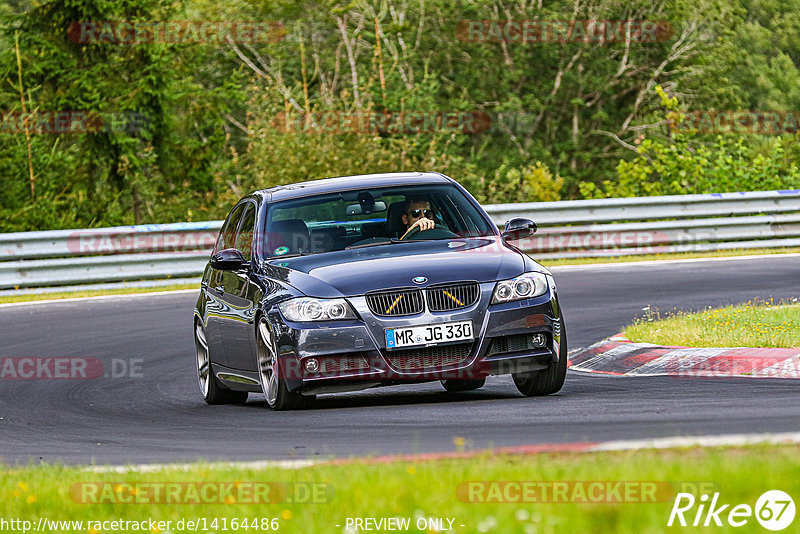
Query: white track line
[
  {"left": 87, "top": 459, "right": 317, "bottom": 473},
  {"left": 0, "top": 289, "right": 198, "bottom": 309},
  {"left": 589, "top": 431, "right": 800, "bottom": 452},
  {"left": 550, "top": 252, "right": 800, "bottom": 271},
  {"left": 84, "top": 432, "right": 800, "bottom": 472}
]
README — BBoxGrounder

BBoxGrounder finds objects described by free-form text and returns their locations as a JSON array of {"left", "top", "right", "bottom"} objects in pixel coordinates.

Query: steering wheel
[{"left": 401, "top": 224, "right": 460, "bottom": 240}]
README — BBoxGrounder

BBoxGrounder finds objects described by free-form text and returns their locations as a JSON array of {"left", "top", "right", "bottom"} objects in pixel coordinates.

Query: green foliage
[
  {"left": 620, "top": 135, "right": 799, "bottom": 196},
  {"left": 624, "top": 300, "right": 800, "bottom": 349},
  {"left": 2, "top": 0, "right": 800, "bottom": 231},
  {"left": 475, "top": 162, "right": 564, "bottom": 204},
  {"left": 581, "top": 86, "right": 800, "bottom": 198},
  {"left": 2, "top": 445, "right": 800, "bottom": 532},
  {"left": 0, "top": 0, "right": 248, "bottom": 229}
]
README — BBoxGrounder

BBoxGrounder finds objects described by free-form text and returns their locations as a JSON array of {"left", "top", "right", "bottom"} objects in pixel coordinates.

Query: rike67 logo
[{"left": 668, "top": 490, "right": 795, "bottom": 530}]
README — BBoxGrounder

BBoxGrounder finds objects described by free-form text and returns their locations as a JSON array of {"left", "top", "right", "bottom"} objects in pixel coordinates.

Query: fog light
[
  {"left": 531, "top": 333, "right": 547, "bottom": 348},
  {"left": 305, "top": 358, "right": 319, "bottom": 373}
]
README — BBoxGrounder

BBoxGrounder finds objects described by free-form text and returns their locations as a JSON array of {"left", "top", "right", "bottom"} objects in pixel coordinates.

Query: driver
[{"left": 400, "top": 198, "right": 436, "bottom": 239}]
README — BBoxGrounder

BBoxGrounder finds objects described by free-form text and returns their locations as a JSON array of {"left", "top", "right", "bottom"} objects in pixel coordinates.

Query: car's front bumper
[{"left": 263, "top": 281, "right": 564, "bottom": 394}]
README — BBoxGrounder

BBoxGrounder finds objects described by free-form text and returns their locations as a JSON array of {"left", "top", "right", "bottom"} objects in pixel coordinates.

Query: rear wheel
[
  {"left": 257, "top": 316, "right": 314, "bottom": 410},
  {"left": 513, "top": 320, "right": 568, "bottom": 397},
  {"left": 441, "top": 378, "right": 486, "bottom": 392},
  {"left": 195, "top": 321, "right": 248, "bottom": 405}
]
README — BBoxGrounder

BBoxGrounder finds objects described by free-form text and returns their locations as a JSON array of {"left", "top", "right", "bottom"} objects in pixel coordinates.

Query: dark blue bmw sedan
[{"left": 194, "top": 172, "right": 566, "bottom": 410}]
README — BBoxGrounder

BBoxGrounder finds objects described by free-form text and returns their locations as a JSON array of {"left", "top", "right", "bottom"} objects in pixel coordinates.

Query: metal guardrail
[
  {"left": 0, "top": 221, "right": 221, "bottom": 260},
  {"left": 0, "top": 190, "right": 798, "bottom": 289},
  {"left": 0, "top": 253, "right": 210, "bottom": 289},
  {"left": 484, "top": 189, "right": 800, "bottom": 225}
]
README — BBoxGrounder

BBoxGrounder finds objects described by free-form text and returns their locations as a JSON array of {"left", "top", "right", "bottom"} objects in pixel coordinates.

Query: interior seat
[
  {"left": 267, "top": 219, "right": 310, "bottom": 255},
  {"left": 361, "top": 221, "right": 387, "bottom": 239},
  {"left": 385, "top": 202, "right": 408, "bottom": 239}
]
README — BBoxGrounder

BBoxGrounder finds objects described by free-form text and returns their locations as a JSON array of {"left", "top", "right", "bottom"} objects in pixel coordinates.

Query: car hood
[{"left": 262, "top": 238, "right": 533, "bottom": 298}]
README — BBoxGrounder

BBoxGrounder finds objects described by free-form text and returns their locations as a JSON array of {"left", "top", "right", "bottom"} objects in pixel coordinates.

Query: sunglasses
[{"left": 409, "top": 208, "right": 434, "bottom": 219}]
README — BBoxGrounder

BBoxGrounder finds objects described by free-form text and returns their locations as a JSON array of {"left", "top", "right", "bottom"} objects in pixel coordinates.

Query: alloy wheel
[
  {"left": 257, "top": 317, "right": 279, "bottom": 406},
  {"left": 195, "top": 322, "right": 210, "bottom": 397}
]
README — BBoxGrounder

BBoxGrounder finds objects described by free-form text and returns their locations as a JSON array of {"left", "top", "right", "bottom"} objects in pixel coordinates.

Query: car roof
[{"left": 255, "top": 172, "right": 453, "bottom": 202}]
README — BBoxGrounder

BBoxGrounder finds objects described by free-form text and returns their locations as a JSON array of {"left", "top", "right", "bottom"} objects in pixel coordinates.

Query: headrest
[
  {"left": 386, "top": 201, "right": 408, "bottom": 239},
  {"left": 267, "top": 219, "right": 310, "bottom": 254}
]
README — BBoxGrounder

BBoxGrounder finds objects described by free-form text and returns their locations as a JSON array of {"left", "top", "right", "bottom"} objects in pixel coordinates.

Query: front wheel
[
  {"left": 513, "top": 320, "right": 568, "bottom": 397},
  {"left": 257, "top": 316, "right": 314, "bottom": 410},
  {"left": 195, "top": 321, "right": 248, "bottom": 405}
]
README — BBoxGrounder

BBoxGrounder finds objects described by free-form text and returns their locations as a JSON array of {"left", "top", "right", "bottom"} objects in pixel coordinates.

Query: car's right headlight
[
  {"left": 278, "top": 297, "right": 357, "bottom": 321},
  {"left": 491, "top": 272, "right": 549, "bottom": 304}
]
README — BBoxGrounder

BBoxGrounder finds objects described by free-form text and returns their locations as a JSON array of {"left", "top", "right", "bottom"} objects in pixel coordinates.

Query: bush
[
  {"left": 580, "top": 86, "right": 800, "bottom": 198},
  {"left": 475, "top": 162, "right": 563, "bottom": 204}
]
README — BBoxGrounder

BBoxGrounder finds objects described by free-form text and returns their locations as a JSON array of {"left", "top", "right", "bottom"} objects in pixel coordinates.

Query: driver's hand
[{"left": 410, "top": 217, "right": 435, "bottom": 232}]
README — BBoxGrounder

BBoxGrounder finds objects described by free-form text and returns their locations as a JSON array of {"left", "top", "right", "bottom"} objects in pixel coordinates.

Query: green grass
[
  {"left": 539, "top": 247, "right": 800, "bottom": 266},
  {"left": 2, "top": 445, "right": 798, "bottom": 533},
  {"left": 624, "top": 300, "right": 800, "bottom": 348},
  {"left": 0, "top": 284, "right": 198, "bottom": 304}
]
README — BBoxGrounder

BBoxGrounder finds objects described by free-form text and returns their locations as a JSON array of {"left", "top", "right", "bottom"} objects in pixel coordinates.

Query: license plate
[{"left": 385, "top": 320, "right": 473, "bottom": 349}]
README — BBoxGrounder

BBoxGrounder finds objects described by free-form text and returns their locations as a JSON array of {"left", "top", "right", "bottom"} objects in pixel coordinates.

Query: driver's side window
[
  {"left": 213, "top": 204, "right": 245, "bottom": 255},
  {"left": 234, "top": 203, "right": 256, "bottom": 261}
]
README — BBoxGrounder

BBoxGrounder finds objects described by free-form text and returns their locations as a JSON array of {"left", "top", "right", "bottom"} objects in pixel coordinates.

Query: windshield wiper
[
  {"left": 345, "top": 240, "right": 397, "bottom": 250},
  {"left": 267, "top": 251, "right": 312, "bottom": 260},
  {"left": 345, "top": 238, "right": 436, "bottom": 250}
]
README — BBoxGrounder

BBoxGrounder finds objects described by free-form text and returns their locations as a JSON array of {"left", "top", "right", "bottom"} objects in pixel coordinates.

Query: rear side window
[
  {"left": 213, "top": 203, "right": 245, "bottom": 254},
  {"left": 235, "top": 203, "right": 256, "bottom": 261}
]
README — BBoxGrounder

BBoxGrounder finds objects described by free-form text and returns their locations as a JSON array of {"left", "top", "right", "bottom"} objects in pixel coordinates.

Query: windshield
[{"left": 261, "top": 184, "right": 495, "bottom": 258}]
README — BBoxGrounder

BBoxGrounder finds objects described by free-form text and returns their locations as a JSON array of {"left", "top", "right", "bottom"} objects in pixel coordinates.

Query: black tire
[
  {"left": 256, "top": 316, "right": 315, "bottom": 411},
  {"left": 194, "top": 321, "right": 248, "bottom": 405},
  {"left": 512, "top": 319, "right": 568, "bottom": 397},
  {"left": 441, "top": 378, "right": 486, "bottom": 392}
]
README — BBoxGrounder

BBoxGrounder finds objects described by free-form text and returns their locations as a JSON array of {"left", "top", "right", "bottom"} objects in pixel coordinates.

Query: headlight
[
  {"left": 491, "top": 273, "right": 548, "bottom": 304},
  {"left": 278, "top": 298, "right": 357, "bottom": 321}
]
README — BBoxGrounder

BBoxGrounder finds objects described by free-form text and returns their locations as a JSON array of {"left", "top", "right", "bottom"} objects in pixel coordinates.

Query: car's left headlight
[
  {"left": 491, "top": 272, "right": 549, "bottom": 304},
  {"left": 278, "top": 297, "right": 357, "bottom": 321}
]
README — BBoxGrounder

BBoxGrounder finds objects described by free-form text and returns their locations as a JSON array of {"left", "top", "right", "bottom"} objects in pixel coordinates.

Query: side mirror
[
  {"left": 210, "top": 248, "right": 247, "bottom": 271},
  {"left": 502, "top": 218, "right": 537, "bottom": 241}
]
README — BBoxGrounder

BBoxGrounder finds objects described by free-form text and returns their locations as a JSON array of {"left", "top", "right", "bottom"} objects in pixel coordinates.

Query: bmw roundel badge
[{"left": 412, "top": 276, "right": 427, "bottom": 284}]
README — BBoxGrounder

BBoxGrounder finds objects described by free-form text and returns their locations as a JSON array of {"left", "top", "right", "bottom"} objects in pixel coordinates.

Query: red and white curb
[{"left": 568, "top": 335, "right": 800, "bottom": 379}]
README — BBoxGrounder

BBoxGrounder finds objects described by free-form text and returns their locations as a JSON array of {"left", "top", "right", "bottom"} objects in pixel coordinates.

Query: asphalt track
[{"left": 0, "top": 255, "right": 798, "bottom": 465}]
